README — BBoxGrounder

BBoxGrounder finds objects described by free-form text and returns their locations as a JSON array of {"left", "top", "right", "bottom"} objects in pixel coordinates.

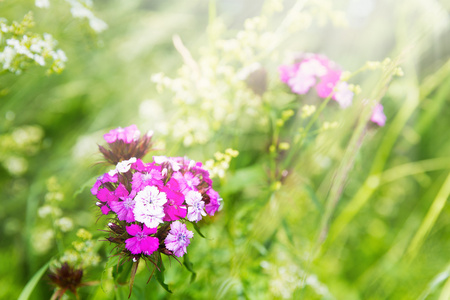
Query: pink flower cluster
[
  {"left": 279, "top": 53, "right": 386, "bottom": 126},
  {"left": 279, "top": 53, "right": 354, "bottom": 108},
  {"left": 92, "top": 127, "right": 221, "bottom": 258}
]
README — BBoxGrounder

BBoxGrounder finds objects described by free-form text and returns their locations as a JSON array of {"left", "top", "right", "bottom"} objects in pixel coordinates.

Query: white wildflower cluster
[
  {"left": 0, "top": 13, "right": 67, "bottom": 75},
  {"left": 151, "top": 16, "right": 272, "bottom": 146},
  {"left": 35, "top": 0, "right": 50, "bottom": 8},
  {"left": 260, "top": 260, "right": 333, "bottom": 299},
  {"left": 58, "top": 229, "right": 100, "bottom": 268},
  {"left": 33, "top": 177, "right": 74, "bottom": 254},
  {"left": 204, "top": 149, "right": 239, "bottom": 178},
  {"left": 0, "top": 124, "right": 44, "bottom": 176},
  {"left": 65, "top": 0, "right": 108, "bottom": 33},
  {"left": 34, "top": 0, "right": 107, "bottom": 33}
]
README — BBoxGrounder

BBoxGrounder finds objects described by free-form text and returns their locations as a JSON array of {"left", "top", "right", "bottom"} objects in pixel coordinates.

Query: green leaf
[
  {"left": 105, "top": 254, "right": 121, "bottom": 269},
  {"left": 155, "top": 254, "right": 172, "bottom": 293},
  {"left": 183, "top": 253, "right": 197, "bottom": 283},
  {"left": 73, "top": 175, "right": 98, "bottom": 198},
  {"left": 192, "top": 222, "right": 207, "bottom": 239},
  {"left": 304, "top": 184, "right": 324, "bottom": 214},
  {"left": 281, "top": 219, "right": 294, "bottom": 245},
  {"left": 18, "top": 260, "right": 51, "bottom": 300},
  {"left": 115, "top": 260, "right": 132, "bottom": 285}
]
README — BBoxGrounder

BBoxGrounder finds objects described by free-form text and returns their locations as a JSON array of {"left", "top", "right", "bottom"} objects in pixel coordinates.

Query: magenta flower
[
  {"left": 91, "top": 172, "right": 118, "bottom": 196},
  {"left": 103, "top": 124, "right": 141, "bottom": 144},
  {"left": 109, "top": 184, "right": 137, "bottom": 223},
  {"left": 205, "top": 188, "right": 221, "bottom": 216},
  {"left": 161, "top": 185, "right": 187, "bottom": 222},
  {"left": 172, "top": 171, "right": 200, "bottom": 194},
  {"left": 132, "top": 168, "right": 163, "bottom": 191},
  {"left": 96, "top": 187, "right": 118, "bottom": 204},
  {"left": 125, "top": 224, "right": 159, "bottom": 255},
  {"left": 371, "top": 104, "right": 386, "bottom": 126},
  {"left": 164, "top": 221, "right": 193, "bottom": 257},
  {"left": 185, "top": 190, "right": 206, "bottom": 222}
]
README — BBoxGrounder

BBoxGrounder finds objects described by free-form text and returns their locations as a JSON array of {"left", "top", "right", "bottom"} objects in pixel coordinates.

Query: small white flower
[
  {"left": 35, "top": 0, "right": 50, "bottom": 8},
  {"left": 109, "top": 157, "right": 137, "bottom": 175}
]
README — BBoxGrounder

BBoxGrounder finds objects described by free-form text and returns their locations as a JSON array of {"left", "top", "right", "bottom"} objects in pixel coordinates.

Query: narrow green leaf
[
  {"left": 74, "top": 175, "right": 98, "bottom": 198},
  {"left": 183, "top": 253, "right": 197, "bottom": 283},
  {"left": 192, "top": 222, "right": 207, "bottom": 239},
  {"left": 281, "top": 219, "right": 294, "bottom": 245},
  {"left": 18, "top": 260, "right": 51, "bottom": 300},
  {"left": 304, "top": 184, "right": 323, "bottom": 214},
  {"left": 155, "top": 254, "right": 171, "bottom": 293}
]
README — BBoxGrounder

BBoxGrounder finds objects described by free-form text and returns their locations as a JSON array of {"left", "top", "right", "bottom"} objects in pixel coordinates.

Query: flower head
[
  {"left": 133, "top": 186, "right": 167, "bottom": 228},
  {"left": 185, "top": 190, "right": 206, "bottom": 222},
  {"left": 104, "top": 125, "right": 141, "bottom": 144},
  {"left": 371, "top": 104, "right": 386, "bottom": 126},
  {"left": 164, "top": 221, "right": 193, "bottom": 257},
  {"left": 125, "top": 224, "right": 159, "bottom": 255}
]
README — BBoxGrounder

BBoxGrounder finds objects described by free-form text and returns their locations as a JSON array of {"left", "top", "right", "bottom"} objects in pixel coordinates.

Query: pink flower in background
[
  {"left": 333, "top": 82, "right": 354, "bottom": 108},
  {"left": 288, "top": 71, "right": 316, "bottom": 94},
  {"left": 279, "top": 63, "right": 300, "bottom": 83},
  {"left": 125, "top": 224, "right": 159, "bottom": 255},
  {"left": 185, "top": 190, "right": 206, "bottom": 222},
  {"left": 104, "top": 124, "right": 141, "bottom": 144},
  {"left": 164, "top": 221, "right": 193, "bottom": 257},
  {"left": 280, "top": 53, "right": 354, "bottom": 108},
  {"left": 371, "top": 104, "right": 386, "bottom": 126}
]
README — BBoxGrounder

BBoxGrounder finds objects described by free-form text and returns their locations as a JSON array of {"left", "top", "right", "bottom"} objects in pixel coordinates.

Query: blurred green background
[{"left": 1, "top": 0, "right": 450, "bottom": 299}]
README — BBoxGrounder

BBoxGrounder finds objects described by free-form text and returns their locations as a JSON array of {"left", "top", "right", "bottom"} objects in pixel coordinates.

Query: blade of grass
[
  {"left": 18, "top": 260, "right": 51, "bottom": 300},
  {"left": 405, "top": 173, "right": 450, "bottom": 260}
]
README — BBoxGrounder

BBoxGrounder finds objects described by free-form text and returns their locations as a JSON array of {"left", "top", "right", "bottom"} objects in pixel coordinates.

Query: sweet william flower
[
  {"left": 185, "top": 190, "right": 206, "bottom": 222},
  {"left": 134, "top": 186, "right": 167, "bottom": 228},
  {"left": 125, "top": 224, "right": 159, "bottom": 255},
  {"left": 164, "top": 221, "right": 193, "bottom": 257},
  {"left": 205, "top": 188, "right": 221, "bottom": 216},
  {"left": 109, "top": 184, "right": 137, "bottom": 223},
  {"left": 91, "top": 172, "right": 118, "bottom": 196},
  {"left": 172, "top": 171, "right": 200, "bottom": 194},
  {"left": 132, "top": 167, "right": 164, "bottom": 191},
  {"left": 153, "top": 156, "right": 181, "bottom": 171},
  {"left": 104, "top": 125, "right": 141, "bottom": 144}
]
